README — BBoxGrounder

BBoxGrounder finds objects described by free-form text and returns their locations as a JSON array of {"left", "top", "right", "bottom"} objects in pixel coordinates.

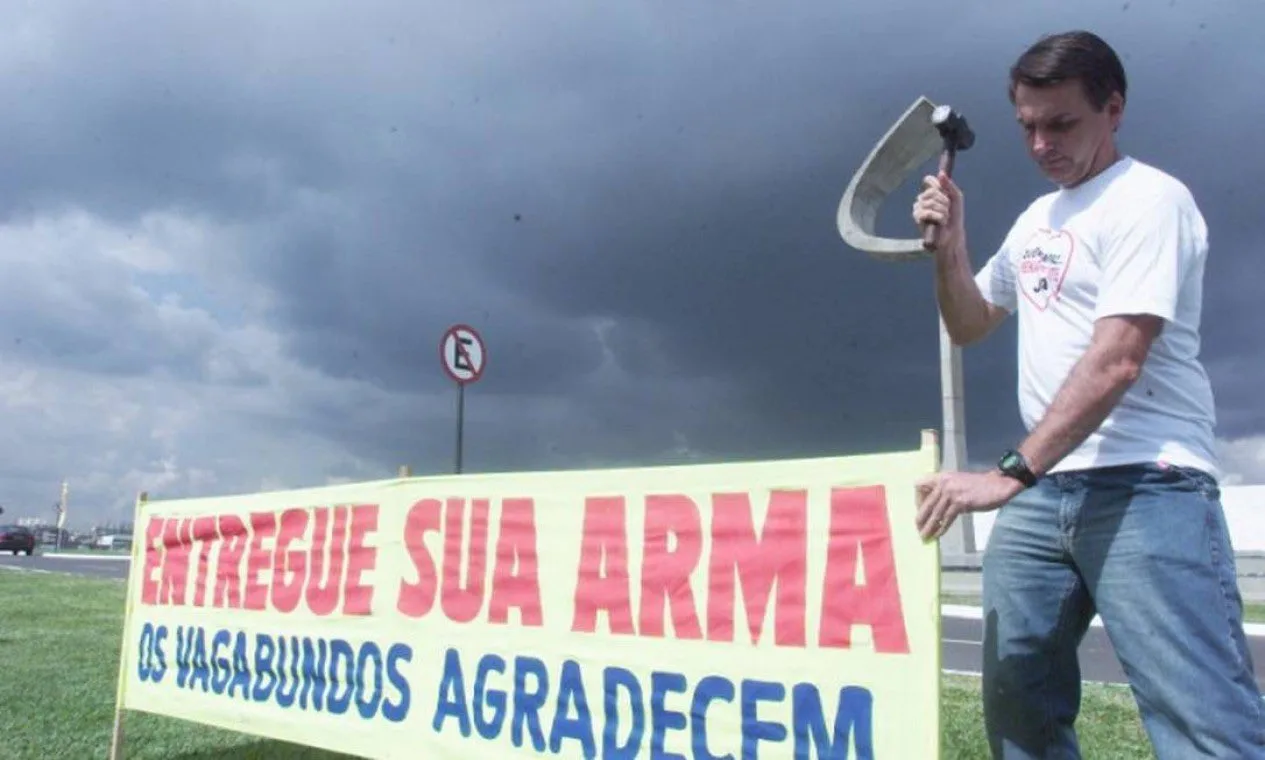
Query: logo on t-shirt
[{"left": 1018, "top": 228, "right": 1075, "bottom": 311}]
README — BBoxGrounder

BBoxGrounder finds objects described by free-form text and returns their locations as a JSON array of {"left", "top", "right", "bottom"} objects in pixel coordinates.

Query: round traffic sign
[{"left": 440, "top": 324, "right": 486, "bottom": 385}]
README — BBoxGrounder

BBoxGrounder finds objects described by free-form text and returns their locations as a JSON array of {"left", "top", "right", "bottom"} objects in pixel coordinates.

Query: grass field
[{"left": 0, "top": 571, "right": 1159, "bottom": 759}]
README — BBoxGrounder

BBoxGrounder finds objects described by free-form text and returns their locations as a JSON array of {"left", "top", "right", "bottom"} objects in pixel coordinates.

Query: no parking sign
[{"left": 440, "top": 324, "right": 485, "bottom": 472}]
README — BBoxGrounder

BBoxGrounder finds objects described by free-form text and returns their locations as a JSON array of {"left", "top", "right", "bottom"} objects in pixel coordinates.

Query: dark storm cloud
[
  {"left": 409, "top": 0, "right": 1259, "bottom": 460},
  {"left": 0, "top": 0, "right": 1258, "bottom": 503}
]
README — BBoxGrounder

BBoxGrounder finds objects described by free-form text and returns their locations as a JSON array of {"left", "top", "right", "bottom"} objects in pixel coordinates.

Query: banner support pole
[{"left": 109, "top": 490, "right": 148, "bottom": 760}]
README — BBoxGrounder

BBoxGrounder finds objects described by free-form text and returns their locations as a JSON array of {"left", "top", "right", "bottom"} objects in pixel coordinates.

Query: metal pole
[
  {"left": 56, "top": 480, "right": 68, "bottom": 552},
  {"left": 939, "top": 317, "right": 976, "bottom": 554},
  {"left": 455, "top": 383, "right": 465, "bottom": 474}
]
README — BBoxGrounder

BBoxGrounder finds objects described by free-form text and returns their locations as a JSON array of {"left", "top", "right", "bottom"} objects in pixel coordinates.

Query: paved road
[
  {"left": 0, "top": 552, "right": 130, "bottom": 580},
  {"left": 942, "top": 614, "right": 1265, "bottom": 691},
  {"left": 3, "top": 553, "right": 1262, "bottom": 690}
]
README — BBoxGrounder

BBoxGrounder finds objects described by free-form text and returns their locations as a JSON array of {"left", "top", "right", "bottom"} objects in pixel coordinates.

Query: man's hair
[{"left": 1008, "top": 30, "right": 1127, "bottom": 111}]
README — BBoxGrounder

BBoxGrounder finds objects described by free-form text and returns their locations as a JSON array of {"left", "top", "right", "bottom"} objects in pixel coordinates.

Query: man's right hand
[{"left": 912, "top": 171, "right": 966, "bottom": 254}]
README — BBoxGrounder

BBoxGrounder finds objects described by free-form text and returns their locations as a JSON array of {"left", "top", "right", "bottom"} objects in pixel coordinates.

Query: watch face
[{"left": 998, "top": 450, "right": 1036, "bottom": 485}]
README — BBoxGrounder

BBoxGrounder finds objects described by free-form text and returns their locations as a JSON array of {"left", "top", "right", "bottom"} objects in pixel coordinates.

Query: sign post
[
  {"left": 836, "top": 96, "right": 977, "bottom": 555},
  {"left": 439, "top": 323, "right": 486, "bottom": 474}
]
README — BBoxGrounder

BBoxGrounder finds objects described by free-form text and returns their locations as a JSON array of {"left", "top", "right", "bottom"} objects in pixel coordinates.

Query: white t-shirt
[{"left": 973, "top": 155, "right": 1221, "bottom": 477}]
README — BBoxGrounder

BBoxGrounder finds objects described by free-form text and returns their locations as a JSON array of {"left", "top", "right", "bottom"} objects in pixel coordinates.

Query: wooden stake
[{"left": 109, "top": 490, "right": 147, "bottom": 760}]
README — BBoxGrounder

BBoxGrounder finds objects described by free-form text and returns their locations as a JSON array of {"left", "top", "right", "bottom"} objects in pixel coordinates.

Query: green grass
[
  {"left": 0, "top": 571, "right": 351, "bottom": 760},
  {"left": 0, "top": 571, "right": 1159, "bottom": 759},
  {"left": 939, "top": 675, "right": 1151, "bottom": 759}
]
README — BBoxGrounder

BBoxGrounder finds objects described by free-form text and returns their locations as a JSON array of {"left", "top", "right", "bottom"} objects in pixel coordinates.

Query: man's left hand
[{"left": 915, "top": 470, "right": 1025, "bottom": 541}]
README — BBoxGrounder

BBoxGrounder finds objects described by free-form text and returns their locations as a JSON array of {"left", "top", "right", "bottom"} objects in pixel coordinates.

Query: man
[{"left": 911, "top": 30, "right": 1264, "bottom": 758}]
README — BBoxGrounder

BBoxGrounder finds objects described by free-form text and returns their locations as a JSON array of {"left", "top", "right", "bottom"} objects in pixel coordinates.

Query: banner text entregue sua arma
[{"left": 137, "top": 485, "right": 912, "bottom": 653}]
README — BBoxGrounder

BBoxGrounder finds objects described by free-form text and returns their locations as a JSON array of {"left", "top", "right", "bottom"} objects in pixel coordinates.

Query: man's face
[{"left": 1013, "top": 79, "right": 1123, "bottom": 188}]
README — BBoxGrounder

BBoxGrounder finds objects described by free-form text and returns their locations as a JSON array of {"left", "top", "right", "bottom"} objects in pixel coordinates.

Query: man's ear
[{"left": 1108, "top": 92, "right": 1125, "bottom": 133}]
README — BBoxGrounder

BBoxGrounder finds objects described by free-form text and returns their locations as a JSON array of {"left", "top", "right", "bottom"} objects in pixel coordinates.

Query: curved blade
[{"left": 837, "top": 96, "right": 943, "bottom": 262}]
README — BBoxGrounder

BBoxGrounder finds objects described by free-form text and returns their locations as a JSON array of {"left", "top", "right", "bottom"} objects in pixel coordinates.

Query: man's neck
[{"left": 1063, "top": 143, "right": 1124, "bottom": 189}]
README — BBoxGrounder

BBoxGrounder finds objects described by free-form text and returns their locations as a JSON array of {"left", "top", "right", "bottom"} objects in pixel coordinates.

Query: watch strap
[{"left": 998, "top": 449, "right": 1038, "bottom": 487}]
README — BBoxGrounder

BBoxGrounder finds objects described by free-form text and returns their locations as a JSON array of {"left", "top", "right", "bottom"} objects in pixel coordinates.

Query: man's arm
[
  {"left": 914, "top": 311, "right": 1163, "bottom": 541},
  {"left": 916, "top": 184, "right": 1202, "bottom": 539},
  {"left": 936, "top": 242, "right": 1011, "bottom": 346},
  {"left": 919, "top": 173, "right": 1014, "bottom": 345},
  {"left": 1016, "top": 313, "right": 1164, "bottom": 477}
]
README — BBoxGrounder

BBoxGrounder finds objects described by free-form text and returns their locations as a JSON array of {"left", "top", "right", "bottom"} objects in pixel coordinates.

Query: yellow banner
[{"left": 118, "top": 434, "right": 941, "bottom": 758}]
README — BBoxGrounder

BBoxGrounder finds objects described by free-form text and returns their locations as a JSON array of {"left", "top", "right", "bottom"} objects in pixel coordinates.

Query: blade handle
[{"left": 921, "top": 148, "right": 958, "bottom": 250}]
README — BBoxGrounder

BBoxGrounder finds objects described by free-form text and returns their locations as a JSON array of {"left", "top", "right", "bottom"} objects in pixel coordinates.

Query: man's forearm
[
  {"left": 934, "top": 241, "right": 993, "bottom": 344},
  {"left": 1016, "top": 340, "right": 1143, "bottom": 477}
]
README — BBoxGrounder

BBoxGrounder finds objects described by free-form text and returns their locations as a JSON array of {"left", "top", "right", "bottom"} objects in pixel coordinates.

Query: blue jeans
[{"left": 981, "top": 462, "right": 1264, "bottom": 758}]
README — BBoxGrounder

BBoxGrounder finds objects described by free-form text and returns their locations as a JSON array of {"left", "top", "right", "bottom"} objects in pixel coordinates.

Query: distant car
[
  {"left": 0, "top": 525, "right": 36, "bottom": 556},
  {"left": 91, "top": 534, "right": 131, "bottom": 550}
]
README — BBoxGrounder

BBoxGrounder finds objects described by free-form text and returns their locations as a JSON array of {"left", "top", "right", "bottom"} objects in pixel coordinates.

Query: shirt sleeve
[
  {"left": 1094, "top": 188, "right": 1207, "bottom": 322},
  {"left": 973, "top": 227, "right": 1021, "bottom": 313}
]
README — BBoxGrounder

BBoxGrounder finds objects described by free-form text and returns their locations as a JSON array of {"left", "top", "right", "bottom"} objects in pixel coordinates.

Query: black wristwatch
[{"left": 997, "top": 449, "right": 1038, "bottom": 488}]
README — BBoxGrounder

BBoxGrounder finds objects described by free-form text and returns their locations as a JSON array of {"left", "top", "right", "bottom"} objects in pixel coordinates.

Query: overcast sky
[{"left": 0, "top": 1, "right": 1259, "bottom": 525}]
